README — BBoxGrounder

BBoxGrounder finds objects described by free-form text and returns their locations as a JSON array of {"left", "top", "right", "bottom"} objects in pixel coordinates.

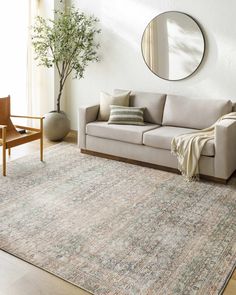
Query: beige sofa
[{"left": 78, "top": 90, "right": 236, "bottom": 182}]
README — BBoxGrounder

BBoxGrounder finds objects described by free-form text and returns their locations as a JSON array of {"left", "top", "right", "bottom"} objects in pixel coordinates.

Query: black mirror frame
[{"left": 141, "top": 11, "right": 206, "bottom": 81}]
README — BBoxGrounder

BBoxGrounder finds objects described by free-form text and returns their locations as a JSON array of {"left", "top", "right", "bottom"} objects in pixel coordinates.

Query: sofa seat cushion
[
  {"left": 86, "top": 121, "right": 159, "bottom": 145},
  {"left": 143, "top": 126, "right": 215, "bottom": 156}
]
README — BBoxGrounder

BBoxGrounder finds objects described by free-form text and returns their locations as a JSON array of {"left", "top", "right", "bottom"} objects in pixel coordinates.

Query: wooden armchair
[{"left": 0, "top": 95, "right": 44, "bottom": 176}]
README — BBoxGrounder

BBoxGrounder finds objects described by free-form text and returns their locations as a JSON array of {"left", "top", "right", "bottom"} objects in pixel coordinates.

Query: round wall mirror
[{"left": 141, "top": 11, "right": 205, "bottom": 81}]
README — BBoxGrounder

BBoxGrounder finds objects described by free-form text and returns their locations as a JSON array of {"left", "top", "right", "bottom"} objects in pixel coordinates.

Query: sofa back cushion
[
  {"left": 232, "top": 102, "right": 236, "bottom": 112},
  {"left": 162, "top": 95, "right": 232, "bottom": 129},
  {"left": 114, "top": 89, "right": 166, "bottom": 124}
]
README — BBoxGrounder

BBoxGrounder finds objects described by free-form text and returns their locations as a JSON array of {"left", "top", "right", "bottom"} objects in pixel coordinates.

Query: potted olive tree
[{"left": 32, "top": 5, "right": 100, "bottom": 140}]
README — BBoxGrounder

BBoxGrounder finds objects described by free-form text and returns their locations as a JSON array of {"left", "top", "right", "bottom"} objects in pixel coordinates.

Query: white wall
[{"left": 65, "top": 0, "right": 236, "bottom": 130}]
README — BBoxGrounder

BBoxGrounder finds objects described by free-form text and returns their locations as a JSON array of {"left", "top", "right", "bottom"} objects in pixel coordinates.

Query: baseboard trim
[{"left": 81, "top": 149, "right": 228, "bottom": 184}]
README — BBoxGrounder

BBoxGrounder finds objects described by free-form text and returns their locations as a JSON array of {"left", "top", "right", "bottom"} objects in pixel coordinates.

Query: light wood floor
[
  {"left": 0, "top": 250, "right": 91, "bottom": 295},
  {"left": 0, "top": 132, "right": 90, "bottom": 295},
  {"left": 0, "top": 131, "right": 235, "bottom": 295}
]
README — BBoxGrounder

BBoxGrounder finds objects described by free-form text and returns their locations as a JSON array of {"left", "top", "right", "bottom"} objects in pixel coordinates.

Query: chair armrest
[
  {"left": 78, "top": 105, "right": 99, "bottom": 149},
  {"left": 14, "top": 125, "right": 41, "bottom": 132},
  {"left": 215, "top": 118, "right": 236, "bottom": 179},
  {"left": 11, "top": 115, "right": 44, "bottom": 120},
  {"left": 0, "top": 125, "right": 7, "bottom": 144}
]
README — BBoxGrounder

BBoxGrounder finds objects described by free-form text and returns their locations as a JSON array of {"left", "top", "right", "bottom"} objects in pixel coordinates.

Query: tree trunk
[{"left": 57, "top": 78, "right": 64, "bottom": 113}]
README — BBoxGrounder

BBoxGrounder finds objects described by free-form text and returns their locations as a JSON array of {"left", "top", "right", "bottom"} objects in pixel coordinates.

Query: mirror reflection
[{"left": 141, "top": 12, "right": 205, "bottom": 81}]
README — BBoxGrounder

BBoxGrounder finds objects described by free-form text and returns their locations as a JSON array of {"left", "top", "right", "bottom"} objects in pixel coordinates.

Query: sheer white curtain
[
  {"left": 142, "top": 22, "right": 158, "bottom": 72},
  {"left": 0, "top": 1, "right": 28, "bottom": 116},
  {"left": 0, "top": 0, "right": 52, "bottom": 127},
  {"left": 27, "top": 0, "right": 55, "bottom": 127},
  {"left": 27, "top": 0, "right": 41, "bottom": 126}
]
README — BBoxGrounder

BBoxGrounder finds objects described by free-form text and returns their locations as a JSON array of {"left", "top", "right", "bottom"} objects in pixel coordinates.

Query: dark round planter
[{"left": 44, "top": 111, "right": 70, "bottom": 141}]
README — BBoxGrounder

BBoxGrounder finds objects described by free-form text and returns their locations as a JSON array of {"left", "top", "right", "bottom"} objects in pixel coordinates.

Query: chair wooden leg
[
  {"left": 2, "top": 146, "right": 6, "bottom": 176},
  {"left": 40, "top": 137, "right": 43, "bottom": 161},
  {"left": 2, "top": 127, "right": 7, "bottom": 176},
  {"left": 8, "top": 148, "right": 11, "bottom": 157},
  {"left": 40, "top": 118, "right": 43, "bottom": 161}
]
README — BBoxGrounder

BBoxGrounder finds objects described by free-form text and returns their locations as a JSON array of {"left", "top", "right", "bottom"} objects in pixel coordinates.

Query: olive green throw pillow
[
  {"left": 97, "top": 91, "right": 131, "bottom": 121},
  {"left": 108, "top": 105, "right": 145, "bottom": 125}
]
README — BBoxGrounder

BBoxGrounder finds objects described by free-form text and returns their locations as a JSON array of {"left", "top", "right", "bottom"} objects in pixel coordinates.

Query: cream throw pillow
[{"left": 97, "top": 91, "right": 131, "bottom": 121}]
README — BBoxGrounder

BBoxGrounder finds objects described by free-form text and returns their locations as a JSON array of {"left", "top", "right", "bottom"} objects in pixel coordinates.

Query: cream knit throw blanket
[{"left": 171, "top": 112, "right": 236, "bottom": 180}]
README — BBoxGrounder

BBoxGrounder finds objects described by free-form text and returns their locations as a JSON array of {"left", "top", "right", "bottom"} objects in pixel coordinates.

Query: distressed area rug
[{"left": 0, "top": 143, "right": 235, "bottom": 295}]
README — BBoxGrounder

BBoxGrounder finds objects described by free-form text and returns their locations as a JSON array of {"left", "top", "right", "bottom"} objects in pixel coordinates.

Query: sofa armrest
[
  {"left": 215, "top": 118, "right": 236, "bottom": 179},
  {"left": 78, "top": 105, "right": 99, "bottom": 148}
]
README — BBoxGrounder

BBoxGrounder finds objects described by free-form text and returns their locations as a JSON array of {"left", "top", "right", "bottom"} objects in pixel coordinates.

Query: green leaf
[{"left": 31, "top": 4, "right": 101, "bottom": 111}]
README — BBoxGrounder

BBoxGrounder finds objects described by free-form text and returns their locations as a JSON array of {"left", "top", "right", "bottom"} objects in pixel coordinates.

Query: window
[{"left": 0, "top": 1, "right": 28, "bottom": 115}]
